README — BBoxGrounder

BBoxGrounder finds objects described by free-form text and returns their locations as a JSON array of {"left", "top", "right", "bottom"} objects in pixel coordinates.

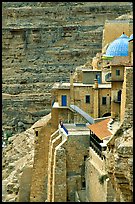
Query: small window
[
  {"left": 116, "top": 70, "right": 120, "bottom": 76},
  {"left": 36, "top": 131, "right": 38, "bottom": 136},
  {"left": 85, "top": 95, "right": 90, "bottom": 103},
  {"left": 102, "top": 97, "right": 106, "bottom": 105}
]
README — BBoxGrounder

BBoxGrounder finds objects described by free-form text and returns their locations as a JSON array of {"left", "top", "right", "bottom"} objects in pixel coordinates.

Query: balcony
[{"left": 90, "top": 140, "right": 105, "bottom": 160}]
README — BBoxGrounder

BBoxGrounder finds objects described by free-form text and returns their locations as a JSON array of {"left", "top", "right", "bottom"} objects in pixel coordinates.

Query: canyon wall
[{"left": 2, "top": 2, "right": 132, "bottom": 133}]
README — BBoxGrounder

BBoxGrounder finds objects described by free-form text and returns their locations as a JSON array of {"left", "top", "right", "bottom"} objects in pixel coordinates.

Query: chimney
[
  {"left": 70, "top": 71, "right": 73, "bottom": 86},
  {"left": 94, "top": 79, "right": 98, "bottom": 89},
  {"left": 70, "top": 71, "right": 74, "bottom": 104}
]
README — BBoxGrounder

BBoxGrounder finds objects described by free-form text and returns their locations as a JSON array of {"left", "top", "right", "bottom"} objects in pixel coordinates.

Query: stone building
[{"left": 17, "top": 14, "right": 133, "bottom": 202}]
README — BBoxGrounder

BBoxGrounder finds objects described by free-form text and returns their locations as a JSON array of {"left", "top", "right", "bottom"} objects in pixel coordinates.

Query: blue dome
[{"left": 105, "top": 33, "right": 130, "bottom": 57}]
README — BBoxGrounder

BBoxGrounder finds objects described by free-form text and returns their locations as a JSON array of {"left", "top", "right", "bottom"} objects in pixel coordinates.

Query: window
[
  {"left": 85, "top": 95, "right": 90, "bottom": 103},
  {"left": 102, "top": 97, "right": 106, "bottom": 105},
  {"left": 116, "top": 69, "right": 120, "bottom": 76},
  {"left": 61, "top": 95, "right": 67, "bottom": 106},
  {"left": 36, "top": 131, "right": 38, "bottom": 136}
]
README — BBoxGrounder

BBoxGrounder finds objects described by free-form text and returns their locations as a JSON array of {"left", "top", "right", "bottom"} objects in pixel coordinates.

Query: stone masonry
[{"left": 105, "top": 66, "right": 133, "bottom": 202}]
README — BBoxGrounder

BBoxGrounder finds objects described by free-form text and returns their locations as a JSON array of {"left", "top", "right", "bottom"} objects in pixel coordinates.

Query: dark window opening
[
  {"left": 84, "top": 155, "right": 87, "bottom": 161},
  {"left": 102, "top": 97, "right": 106, "bottom": 105},
  {"left": 36, "top": 131, "right": 38, "bottom": 136},
  {"left": 105, "top": 72, "right": 111, "bottom": 81},
  {"left": 117, "top": 90, "right": 122, "bottom": 102},
  {"left": 116, "top": 69, "right": 120, "bottom": 76},
  {"left": 82, "top": 180, "right": 86, "bottom": 188},
  {"left": 86, "top": 95, "right": 90, "bottom": 103},
  {"left": 102, "top": 112, "right": 111, "bottom": 117}
]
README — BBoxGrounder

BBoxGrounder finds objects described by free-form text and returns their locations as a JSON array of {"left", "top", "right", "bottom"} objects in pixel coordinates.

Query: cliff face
[
  {"left": 2, "top": 114, "right": 51, "bottom": 202},
  {"left": 2, "top": 2, "right": 132, "bottom": 133},
  {"left": 106, "top": 67, "right": 133, "bottom": 202},
  {"left": 2, "top": 128, "right": 35, "bottom": 202}
]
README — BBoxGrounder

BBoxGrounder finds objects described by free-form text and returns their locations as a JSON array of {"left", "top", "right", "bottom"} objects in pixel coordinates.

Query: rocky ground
[{"left": 2, "top": 114, "right": 50, "bottom": 202}]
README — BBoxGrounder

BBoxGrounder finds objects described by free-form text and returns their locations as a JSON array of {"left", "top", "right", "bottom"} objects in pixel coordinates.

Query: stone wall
[
  {"left": 52, "top": 143, "right": 67, "bottom": 202},
  {"left": 65, "top": 134, "right": 89, "bottom": 201},
  {"left": 102, "top": 19, "right": 133, "bottom": 48},
  {"left": 30, "top": 114, "right": 56, "bottom": 202},
  {"left": 2, "top": 2, "right": 132, "bottom": 133},
  {"left": 47, "top": 130, "right": 62, "bottom": 201},
  {"left": 85, "top": 147, "right": 108, "bottom": 202},
  {"left": 18, "top": 167, "right": 32, "bottom": 202},
  {"left": 120, "top": 67, "right": 133, "bottom": 127},
  {"left": 46, "top": 126, "right": 90, "bottom": 202}
]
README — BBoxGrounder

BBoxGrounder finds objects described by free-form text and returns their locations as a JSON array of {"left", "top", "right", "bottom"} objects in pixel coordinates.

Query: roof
[
  {"left": 82, "top": 69, "right": 102, "bottom": 72},
  {"left": 110, "top": 56, "right": 130, "bottom": 66},
  {"left": 52, "top": 82, "right": 70, "bottom": 89},
  {"left": 103, "top": 56, "right": 130, "bottom": 67},
  {"left": 104, "top": 33, "right": 130, "bottom": 57},
  {"left": 32, "top": 113, "right": 51, "bottom": 129},
  {"left": 87, "top": 118, "right": 112, "bottom": 140}
]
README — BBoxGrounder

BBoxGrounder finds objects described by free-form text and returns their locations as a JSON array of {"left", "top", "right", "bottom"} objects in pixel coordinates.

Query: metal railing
[
  {"left": 90, "top": 140, "right": 105, "bottom": 160},
  {"left": 61, "top": 124, "right": 68, "bottom": 135}
]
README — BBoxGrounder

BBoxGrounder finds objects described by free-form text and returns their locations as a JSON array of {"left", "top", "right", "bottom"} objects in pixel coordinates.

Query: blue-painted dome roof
[{"left": 105, "top": 33, "right": 130, "bottom": 57}]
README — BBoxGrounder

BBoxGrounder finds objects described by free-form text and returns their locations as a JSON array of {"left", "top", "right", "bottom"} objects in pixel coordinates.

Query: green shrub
[
  {"left": 99, "top": 174, "right": 108, "bottom": 184},
  {"left": 5, "top": 130, "right": 13, "bottom": 140}
]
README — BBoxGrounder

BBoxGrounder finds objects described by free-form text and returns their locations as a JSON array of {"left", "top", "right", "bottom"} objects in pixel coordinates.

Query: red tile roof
[{"left": 87, "top": 118, "right": 112, "bottom": 140}]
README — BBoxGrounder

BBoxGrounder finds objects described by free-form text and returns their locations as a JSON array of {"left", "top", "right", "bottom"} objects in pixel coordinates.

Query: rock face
[
  {"left": 2, "top": 130, "right": 34, "bottom": 201},
  {"left": 106, "top": 127, "right": 133, "bottom": 202},
  {"left": 2, "top": 2, "right": 132, "bottom": 133},
  {"left": 106, "top": 66, "right": 133, "bottom": 202},
  {"left": 2, "top": 114, "right": 51, "bottom": 202}
]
